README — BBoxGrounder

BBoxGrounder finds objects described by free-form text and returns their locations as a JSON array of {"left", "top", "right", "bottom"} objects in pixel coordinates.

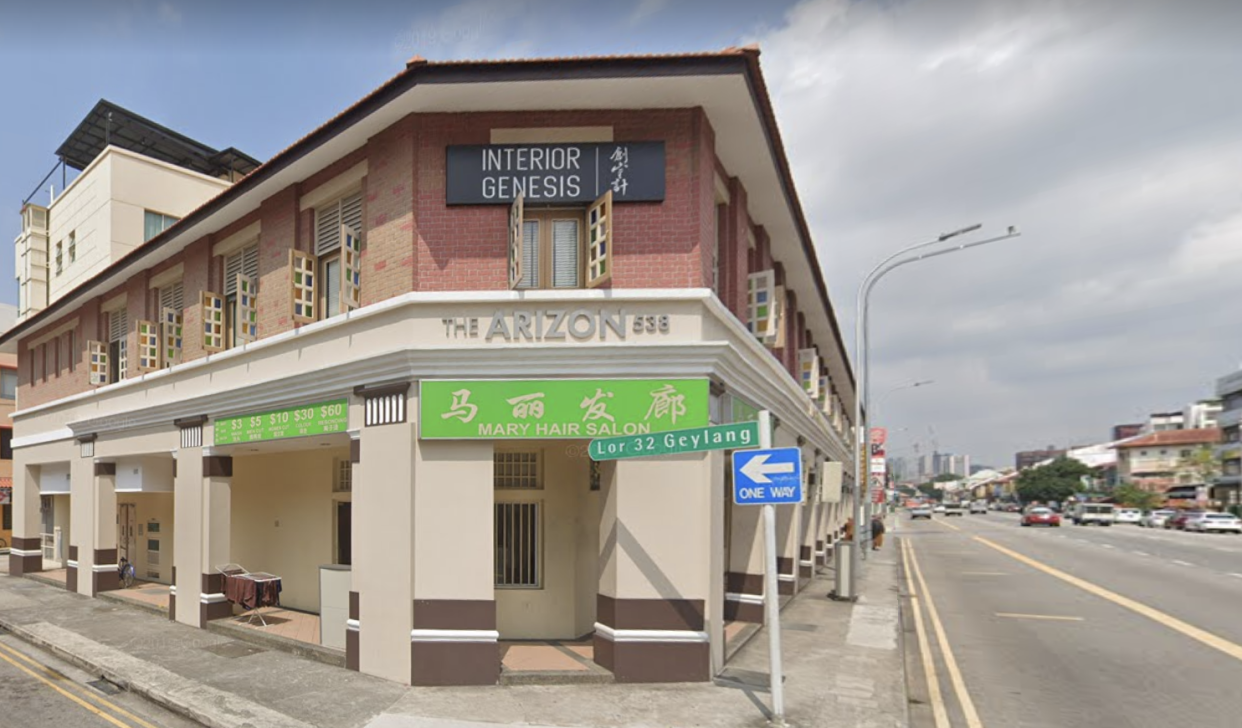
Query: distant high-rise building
[
  {"left": 1112, "top": 423, "right": 1143, "bottom": 441},
  {"left": 1016, "top": 446, "right": 1065, "bottom": 470}
]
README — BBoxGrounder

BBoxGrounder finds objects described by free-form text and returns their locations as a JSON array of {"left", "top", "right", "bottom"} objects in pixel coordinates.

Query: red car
[
  {"left": 1022, "top": 507, "right": 1061, "bottom": 527},
  {"left": 1165, "top": 511, "right": 1204, "bottom": 530}
]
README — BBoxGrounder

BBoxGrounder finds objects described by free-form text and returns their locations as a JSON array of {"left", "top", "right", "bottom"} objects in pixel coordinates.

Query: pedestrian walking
[{"left": 871, "top": 515, "right": 886, "bottom": 551}]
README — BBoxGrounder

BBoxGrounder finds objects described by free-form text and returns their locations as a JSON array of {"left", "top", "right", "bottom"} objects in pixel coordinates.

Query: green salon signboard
[
  {"left": 419, "top": 379, "right": 709, "bottom": 439},
  {"left": 214, "top": 399, "right": 349, "bottom": 445}
]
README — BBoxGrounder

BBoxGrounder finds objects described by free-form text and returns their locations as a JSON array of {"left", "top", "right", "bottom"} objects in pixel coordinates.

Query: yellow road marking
[
  {"left": 900, "top": 538, "right": 950, "bottom": 728},
  {"left": 908, "top": 539, "right": 985, "bottom": 728},
  {"left": 995, "top": 613, "right": 1084, "bottom": 622},
  {"left": 975, "top": 535, "right": 1242, "bottom": 663},
  {"left": 935, "top": 519, "right": 963, "bottom": 532},
  {"left": 962, "top": 572, "right": 1008, "bottom": 576},
  {"left": 0, "top": 640, "right": 160, "bottom": 728}
]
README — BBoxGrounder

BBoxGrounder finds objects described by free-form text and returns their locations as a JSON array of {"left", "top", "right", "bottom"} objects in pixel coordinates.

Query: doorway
[
  {"left": 118, "top": 503, "right": 137, "bottom": 563},
  {"left": 336, "top": 502, "right": 351, "bottom": 565}
]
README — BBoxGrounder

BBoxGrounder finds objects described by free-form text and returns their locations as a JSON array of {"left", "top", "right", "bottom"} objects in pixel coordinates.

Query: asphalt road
[
  {"left": 0, "top": 633, "right": 200, "bottom": 728},
  {"left": 897, "top": 511, "right": 1242, "bottom": 728}
]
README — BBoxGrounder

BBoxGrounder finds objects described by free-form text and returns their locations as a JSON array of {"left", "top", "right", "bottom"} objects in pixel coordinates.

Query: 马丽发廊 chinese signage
[
  {"left": 214, "top": 399, "right": 349, "bottom": 445},
  {"left": 420, "top": 379, "right": 707, "bottom": 439},
  {"left": 446, "top": 142, "right": 665, "bottom": 205}
]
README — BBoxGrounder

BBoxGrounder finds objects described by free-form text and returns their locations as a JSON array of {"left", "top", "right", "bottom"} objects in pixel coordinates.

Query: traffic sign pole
[{"left": 758, "top": 411, "right": 785, "bottom": 726}]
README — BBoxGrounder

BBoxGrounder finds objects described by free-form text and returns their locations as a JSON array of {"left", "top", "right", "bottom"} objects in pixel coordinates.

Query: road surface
[{"left": 897, "top": 511, "right": 1242, "bottom": 728}]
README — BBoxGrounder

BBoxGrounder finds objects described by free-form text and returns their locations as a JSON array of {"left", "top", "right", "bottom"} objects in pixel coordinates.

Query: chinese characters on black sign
[{"left": 445, "top": 142, "right": 665, "bottom": 205}]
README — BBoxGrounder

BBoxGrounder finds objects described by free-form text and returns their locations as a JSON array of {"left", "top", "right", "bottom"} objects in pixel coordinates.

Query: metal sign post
[{"left": 730, "top": 410, "right": 797, "bottom": 726}]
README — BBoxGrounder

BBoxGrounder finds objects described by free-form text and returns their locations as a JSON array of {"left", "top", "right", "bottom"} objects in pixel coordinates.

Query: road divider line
[
  {"left": 935, "top": 519, "right": 963, "bottom": 532},
  {"left": 0, "top": 641, "right": 139, "bottom": 728},
  {"left": 1134, "top": 551, "right": 1149, "bottom": 557},
  {"left": 1228, "top": 573, "right": 1242, "bottom": 579},
  {"left": 1172, "top": 560, "right": 1194, "bottom": 567},
  {"left": 962, "top": 572, "right": 1008, "bottom": 576},
  {"left": 995, "top": 613, "right": 1084, "bottom": 622},
  {"left": 974, "top": 535, "right": 1242, "bottom": 663},
  {"left": 0, "top": 640, "right": 160, "bottom": 728},
  {"left": 908, "top": 539, "right": 985, "bottom": 728},
  {"left": 900, "top": 537, "right": 950, "bottom": 728}
]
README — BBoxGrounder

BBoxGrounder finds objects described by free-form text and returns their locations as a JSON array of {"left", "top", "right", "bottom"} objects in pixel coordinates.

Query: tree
[
  {"left": 1015, "top": 456, "right": 1094, "bottom": 504},
  {"left": 933, "top": 473, "right": 964, "bottom": 483},
  {"left": 1112, "top": 483, "right": 1163, "bottom": 511},
  {"left": 917, "top": 483, "right": 945, "bottom": 501},
  {"left": 1178, "top": 445, "right": 1222, "bottom": 486}
]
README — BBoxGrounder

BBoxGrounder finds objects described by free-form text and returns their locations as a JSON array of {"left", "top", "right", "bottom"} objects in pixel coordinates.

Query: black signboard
[{"left": 446, "top": 141, "right": 665, "bottom": 205}]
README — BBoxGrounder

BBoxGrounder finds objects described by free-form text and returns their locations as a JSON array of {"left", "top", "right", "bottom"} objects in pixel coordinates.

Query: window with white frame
[
  {"left": 315, "top": 192, "right": 362, "bottom": 319},
  {"left": 68, "top": 231, "right": 76, "bottom": 263},
  {"left": 55, "top": 241, "right": 63, "bottom": 276},
  {"left": 494, "top": 451, "right": 541, "bottom": 489},
  {"left": 143, "top": 211, "right": 179, "bottom": 242},
  {"left": 508, "top": 192, "right": 612, "bottom": 291},
  {"left": 334, "top": 458, "right": 352, "bottom": 493}
]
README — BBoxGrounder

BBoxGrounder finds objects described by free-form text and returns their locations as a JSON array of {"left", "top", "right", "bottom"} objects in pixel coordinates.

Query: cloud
[
  {"left": 628, "top": 0, "right": 669, "bottom": 26},
  {"left": 753, "top": 0, "right": 1242, "bottom": 466}
]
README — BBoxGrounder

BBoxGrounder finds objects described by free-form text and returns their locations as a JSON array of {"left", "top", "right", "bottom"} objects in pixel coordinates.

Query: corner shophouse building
[{"left": 5, "top": 48, "right": 857, "bottom": 686}]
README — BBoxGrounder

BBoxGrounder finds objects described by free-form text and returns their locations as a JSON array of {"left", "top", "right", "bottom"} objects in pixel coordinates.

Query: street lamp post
[
  {"left": 835, "top": 224, "right": 1021, "bottom": 602},
  {"left": 859, "top": 379, "right": 933, "bottom": 558}
]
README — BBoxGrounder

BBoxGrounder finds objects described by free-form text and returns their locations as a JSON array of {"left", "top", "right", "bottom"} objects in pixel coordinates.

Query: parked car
[
  {"left": 1071, "top": 502, "right": 1116, "bottom": 526},
  {"left": 1186, "top": 512, "right": 1242, "bottom": 534},
  {"left": 1005, "top": 503, "right": 1022, "bottom": 513},
  {"left": 1140, "top": 510, "right": 1176, "bottom": 528},
  {"left": 910, "top": 505, "right": 933, "bottom": 520},
  {"left": 933, "top": 504, "right": 946, "bottom": 514},
  {"left": 1165, "top": 511, "right": 1204, "bottom": 530},
  {"left": 1022, "top": 507, "right": 1061, "bottom": 527},
  {"left": 942, "top": 503, "right": 965, "bottom": 517},
  {"left": 1114, "top": 508, "right": 1142, "bottom": 525}
]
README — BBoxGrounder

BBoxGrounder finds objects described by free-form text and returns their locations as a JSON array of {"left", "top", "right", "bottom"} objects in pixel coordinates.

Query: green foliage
[
  {"left": 1016, "top": 456, "right": 1094, "bottom": 504},
  {"left": 1178, "top": 445, "right": 1222, "bottom": 484},
  {"left": 1112, "top": 483, "right": 1162, "bottom": 511},
  {"left": 917, "top": 483, "right": 945, "bottom": 501},
  {"left": 933, "top": 473, "right": 964, "bottom": 482}
]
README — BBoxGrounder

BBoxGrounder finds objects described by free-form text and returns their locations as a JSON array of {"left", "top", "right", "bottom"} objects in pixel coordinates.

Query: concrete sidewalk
[{"left": 0, "top": 552, "right": 906, "bottom": 728}]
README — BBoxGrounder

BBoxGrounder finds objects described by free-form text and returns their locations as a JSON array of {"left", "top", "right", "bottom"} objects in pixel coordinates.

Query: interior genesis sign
[{"left": 446, "top": 142, "right": 665, "bottom": 205}]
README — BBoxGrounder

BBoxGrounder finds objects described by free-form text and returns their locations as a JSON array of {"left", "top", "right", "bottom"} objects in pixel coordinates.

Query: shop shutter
[
  {"left": 137, "top": 320, "right": 160, "bottom": 371},
  {"left": 237, "top": 274, "right": 258, "bottom": 343},
  {"left": 202, "top": 291, "right": 225, "bottom": 352},
  {"left": 340, "top": 224, "right": 362, "bottom": 312},
  {"left": 88, "top": 340, "right": 108, "bottom": 386},
  {"left": 586, "top": 190, "right": 612, "bottom": 288},
  {"left": 224, "top": 245, "right": 259, "bottom": 297},
  {"left": 799, "top": 348, "right": 820, "bottom": 399},
  {"left": 162, "top": 307, "right": 182, "bottom": 367},
  {"left": 747, "top": 270, "right": 777, "bottom": 342},
  {"left": 551, "top": 219, "right": 580, "bottom": 288},
  {"left": 316, "top": 192, "right": 363, "bottom": 257},
  {"left": 508, "top": 193, "right": 524, "bottom": 289},
  {"left": 159, "top": 281, "right": 184, "bottom": 313},
  {"left": 290, "top": 250, "right": 316, "bottom": 323}
]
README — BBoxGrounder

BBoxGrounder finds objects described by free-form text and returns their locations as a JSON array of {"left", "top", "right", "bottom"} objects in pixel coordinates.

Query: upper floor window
[
  {"left": 0, "top": 428, "right": 11, "bottom": 460},
  {"left": 509, "top": 192, "right": 611, "bottom": 291},
  {"left": 55, "top": 241, "right": 64, "bottom": 276},
  {"left": 223, "top": 245, "right": 258, "bottom": 347},
  {"left": 108, "top": 309, "right": 128, "bottom": 383},
  {"left": 315, "top": 192, "right": 363, "bottom": 319},
  {"left": 0, "top": 369, "right": 15, "bottom": 399},
  {"left": 143, "top": 211, "right": 179, "bottom": 242},
  {"left": 68, "top": 231, "right": 76, "bottom": 263}
]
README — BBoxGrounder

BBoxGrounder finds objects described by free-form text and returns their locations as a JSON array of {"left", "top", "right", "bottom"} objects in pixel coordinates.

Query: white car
[
  {"left": 1115, "top": 508, "right": 1142, "bottom": 525},
  {"left": 1140, "top": 510, "right": 1175, "bottom": 528},
  {"left": 1186, "top": 513, "right": 1242, "bottom": 534},
  {"left": 933, "top": 504, "right": 946, "bottom": 513}
]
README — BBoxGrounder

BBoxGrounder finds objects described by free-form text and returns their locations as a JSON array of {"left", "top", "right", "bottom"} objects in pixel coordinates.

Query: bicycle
[{"left": 118, "top": 557, "right": 135, "bottom": 588}]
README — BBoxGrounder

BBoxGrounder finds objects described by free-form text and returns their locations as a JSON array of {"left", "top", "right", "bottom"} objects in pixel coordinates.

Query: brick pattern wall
[{"left": 16, "top": 106, "right": 813, "bottom": 407}]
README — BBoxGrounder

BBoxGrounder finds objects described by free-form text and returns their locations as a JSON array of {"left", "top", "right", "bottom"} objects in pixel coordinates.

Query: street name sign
[
  {"left": 588, "top": 421, "right": 760, "bottom": 461},
  {"left": 732, "top": 447, "right": 803, "bottom": 505}
]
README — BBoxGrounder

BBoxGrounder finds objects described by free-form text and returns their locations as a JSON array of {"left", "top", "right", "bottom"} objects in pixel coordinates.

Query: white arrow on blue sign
[{"left": 732, "top": 447, "right": 803, "bottom": 505}]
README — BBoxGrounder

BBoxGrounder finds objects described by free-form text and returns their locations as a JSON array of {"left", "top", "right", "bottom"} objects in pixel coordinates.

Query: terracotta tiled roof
[{"left": 1114, "top": 428, "right": 1221, "bottom": 448}]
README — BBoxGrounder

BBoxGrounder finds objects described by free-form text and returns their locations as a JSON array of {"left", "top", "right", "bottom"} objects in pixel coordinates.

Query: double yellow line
[
  {"left": 901, "top": 537, "right": 983, "bottom": 728},
  {"left": 0, "top": 638, "right": 161, "bottom": 728}
]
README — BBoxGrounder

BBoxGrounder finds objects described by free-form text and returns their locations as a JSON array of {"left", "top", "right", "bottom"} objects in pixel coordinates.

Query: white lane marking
[
  {"left": 1134, "top": 551, "right": 1150, "bottom": 557},
  {"left": 1229, "top": 573, "right": 1242, "bottom": 579},
  {"left": 1172, "top": 560, "right": 1195, "bottom": 567},
  {"left": 1100, "top": 544, "right": 1115, "bottom": 549}
]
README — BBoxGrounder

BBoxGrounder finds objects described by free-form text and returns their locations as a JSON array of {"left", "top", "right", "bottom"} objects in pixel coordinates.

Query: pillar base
[{"left": 7, "top": 537, "right": 43, "bottom": 576}]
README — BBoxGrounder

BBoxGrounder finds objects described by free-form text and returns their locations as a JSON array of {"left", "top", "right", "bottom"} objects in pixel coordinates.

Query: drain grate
[
  {"left": 202, "top": 641, "right": 267, "bottom": 659},
  {"left": 88, "top": 679, "right": 123, "bottom": 696}
]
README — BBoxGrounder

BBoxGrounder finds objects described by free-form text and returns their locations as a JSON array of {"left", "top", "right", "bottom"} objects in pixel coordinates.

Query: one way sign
[{"left": 732, "top": 447, "right": 803, "bottom": 505}]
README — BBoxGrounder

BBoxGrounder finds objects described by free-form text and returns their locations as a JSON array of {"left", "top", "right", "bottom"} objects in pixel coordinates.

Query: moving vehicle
[
  {"left": 970, "top": 501, "right": 989, "bottom": 515},
  {"left": 942, "top": 503, "right": 965, "bottom": 517},
  {"left": 1071, "top": 502, "right": 1116, "bottom": 526},
  {"left": 933, "top": 504, "right": 946, "bottom": 514},
  {"left": 1140, "top": 510, "right": 1175, "bottom": 528},
  {"left": 1185, "top": 513, "right": 1242, "bottom": 534},
  {"left": 1166, "top": 511, "right": 1203, "bottom": 530},
  {"left": 909, "top": 505, "right": 933, "bottom": 520},
  {"left": 1021, "top": 507, "right": 1061, "bottom": 527},
  {"left": 1115, "top": 508, "right": 1142, "bottom": 525}
]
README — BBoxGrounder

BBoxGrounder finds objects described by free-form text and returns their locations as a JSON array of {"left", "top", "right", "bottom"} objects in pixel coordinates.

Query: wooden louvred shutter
[
  {"left": 290, "top": 249, "right": 316, "bottom": 323},
  {"left": 586, "top": 190, "right": 612, "bottom": 288},
  {"left": 508, "top": 193, "right": 524, "bottom": 290},
  {"left": 237, "top": 274, "right": 258, "bottom": 343},
  {"left": 202, "top": 291, "right": 225, "bottom": 353},
  {"left": 88, "top": 340, "right": 108, "bottom": 385},
  {"left": 798, "top": 348, "right": 820, "bottom": 399},
  {"left": 772, "top": 286, "right": 788, "bottom": 349},
  {"left": 747, "top": 270, "right": 777, "bottom": 343},
  {"left": 162, "top": 307, "right": 182, "bottom": 366},
  {"left": 137, "top": 320, "right": 160, "bottom": 371},
  {"left": 340, "top": 224, "right": 362, "bottom": 312}
]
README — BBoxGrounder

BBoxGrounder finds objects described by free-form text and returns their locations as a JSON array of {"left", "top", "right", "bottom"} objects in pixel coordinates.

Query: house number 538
[{"left": 632, "top": 315, "right": 671, "bottom": 334}]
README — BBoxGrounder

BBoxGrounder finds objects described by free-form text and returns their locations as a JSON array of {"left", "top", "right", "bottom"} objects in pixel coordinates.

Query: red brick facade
[{"left": 18, "top": 107, "right": 818, "bottom": 408}]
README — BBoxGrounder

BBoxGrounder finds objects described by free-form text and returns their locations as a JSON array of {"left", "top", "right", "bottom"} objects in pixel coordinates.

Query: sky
[{"left": 2, "top": 0, "right": 1241, "bottom": 468}]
